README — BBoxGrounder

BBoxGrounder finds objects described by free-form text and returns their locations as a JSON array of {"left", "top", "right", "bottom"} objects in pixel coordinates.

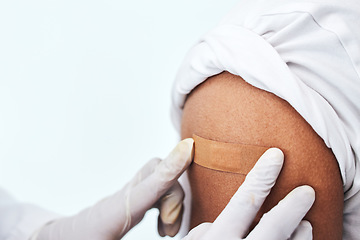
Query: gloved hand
[
  {"left": 182, "top": 148, "right": 315, "bottom": 240},
  {"left": 30, "top": 138, "right": 194, "bottom": 240}
]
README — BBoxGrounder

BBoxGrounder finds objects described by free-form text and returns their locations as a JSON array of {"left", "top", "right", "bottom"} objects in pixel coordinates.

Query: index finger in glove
[
  {"left": 151, "top": 138, "right": 194, "bottom": 194},
  {"left": 290, "top": 220, "right": 313, "bottom": 240},
  {"left": 130, "top": 138, "right": 194, "bottom": 211},
  {"left": 246, "top": 186, "right": 315, "bottom": 240},
  {"left": 210, "top": 148, "right": 284, "bottom": 238}
]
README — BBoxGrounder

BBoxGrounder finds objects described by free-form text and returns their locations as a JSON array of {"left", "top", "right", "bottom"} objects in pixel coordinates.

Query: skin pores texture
[{"left": 181, "top": 71, "right": 343, "bottom": 240}]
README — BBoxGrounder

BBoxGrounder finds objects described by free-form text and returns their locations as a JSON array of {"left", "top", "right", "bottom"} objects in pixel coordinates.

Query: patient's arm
[{"left": 181, "top": 72, "right": 343, "bottom": 240}]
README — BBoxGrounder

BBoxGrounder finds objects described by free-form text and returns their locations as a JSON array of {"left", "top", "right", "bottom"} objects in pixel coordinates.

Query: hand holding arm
[{"left": 31, "top": 138, "right": 194, "bottom": 240}]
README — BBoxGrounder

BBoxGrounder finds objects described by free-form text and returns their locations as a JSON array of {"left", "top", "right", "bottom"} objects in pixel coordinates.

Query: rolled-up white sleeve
[
  {"left": 170, "top": 1, "right": 360, "bottom": 239},
  {"left": 0, "top": 188, "right": 59, "bottom": 240}
]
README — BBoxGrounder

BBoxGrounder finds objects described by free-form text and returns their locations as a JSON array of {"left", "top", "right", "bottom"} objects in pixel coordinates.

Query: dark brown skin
[{"left": 181, "top": 71, "right": 344, "bottom": 240}]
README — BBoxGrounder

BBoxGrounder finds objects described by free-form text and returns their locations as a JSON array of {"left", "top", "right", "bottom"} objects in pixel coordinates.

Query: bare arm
[{"left": 181, "top": 72, "right": 343, "bottom": 240}]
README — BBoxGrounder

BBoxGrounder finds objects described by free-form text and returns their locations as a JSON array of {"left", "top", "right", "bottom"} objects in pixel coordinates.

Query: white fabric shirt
[
  {"left": 0, "top": 188, "right": 59, "bottom": 240},
  {"left": 171, "top": 0, "right": 360, "bottom": 239}
]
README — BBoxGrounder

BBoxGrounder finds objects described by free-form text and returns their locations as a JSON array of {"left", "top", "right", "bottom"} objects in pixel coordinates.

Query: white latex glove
[
  {"left": 182, "top": 148, "right": 315, "bottom": 240},
  {"left": 31, "top": 138, "right": 194, "bottom": 240}
]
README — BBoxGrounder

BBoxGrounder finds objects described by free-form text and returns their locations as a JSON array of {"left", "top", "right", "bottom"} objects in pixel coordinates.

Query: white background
[{"left": 0, "top": 1, "right": 238, "bottom": 239}]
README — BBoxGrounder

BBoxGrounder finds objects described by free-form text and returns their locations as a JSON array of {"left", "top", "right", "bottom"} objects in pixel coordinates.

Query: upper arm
[{"left": 181, "top": 72, "right": 343, "bottom": 240}]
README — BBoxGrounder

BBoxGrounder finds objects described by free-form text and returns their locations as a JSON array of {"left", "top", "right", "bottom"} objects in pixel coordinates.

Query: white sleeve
[
  {"left": 0, "top": 188, "right": 60, "bottom": 240},
  {"left": 171, "top": 1, "right": 360, "bottom": 239}
]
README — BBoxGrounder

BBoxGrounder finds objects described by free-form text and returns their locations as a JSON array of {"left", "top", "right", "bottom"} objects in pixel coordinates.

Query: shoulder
[{"left": 181, "top": 71, "right": 344, "bottom": 240}]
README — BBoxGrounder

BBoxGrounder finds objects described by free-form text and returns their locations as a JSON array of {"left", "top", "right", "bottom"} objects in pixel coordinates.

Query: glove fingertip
[
  {"left": 248, "top": 148, "right": 284, "bottom": 180},
  {"left": 261, "top": 148, "right": 284, "bottom": 164},
  {"left": 290, "top": 185, "right": 315, "bottom": 207},
  {"left": 158, "top": 214, "right": 182, "bottom": 237},
  {"left": 163, "top": 138, "right": 194, "bottom": 177},
  {"left": 178, "top": 138, "right": 195, "bottom": 166},
  {"left": 291, "top": 220, "right": 313, "bottom": 240},
  {"left": 299, "top": 220, "right": 313, "bottom": 230}
]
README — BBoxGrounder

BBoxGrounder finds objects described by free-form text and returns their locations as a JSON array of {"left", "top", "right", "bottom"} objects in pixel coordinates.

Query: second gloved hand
[
  {"left": 182, "top": 148, "right": 315, "bottom": 240},
  {"left": 31, "top": 138, "right": 194, "bottom": 240}
]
